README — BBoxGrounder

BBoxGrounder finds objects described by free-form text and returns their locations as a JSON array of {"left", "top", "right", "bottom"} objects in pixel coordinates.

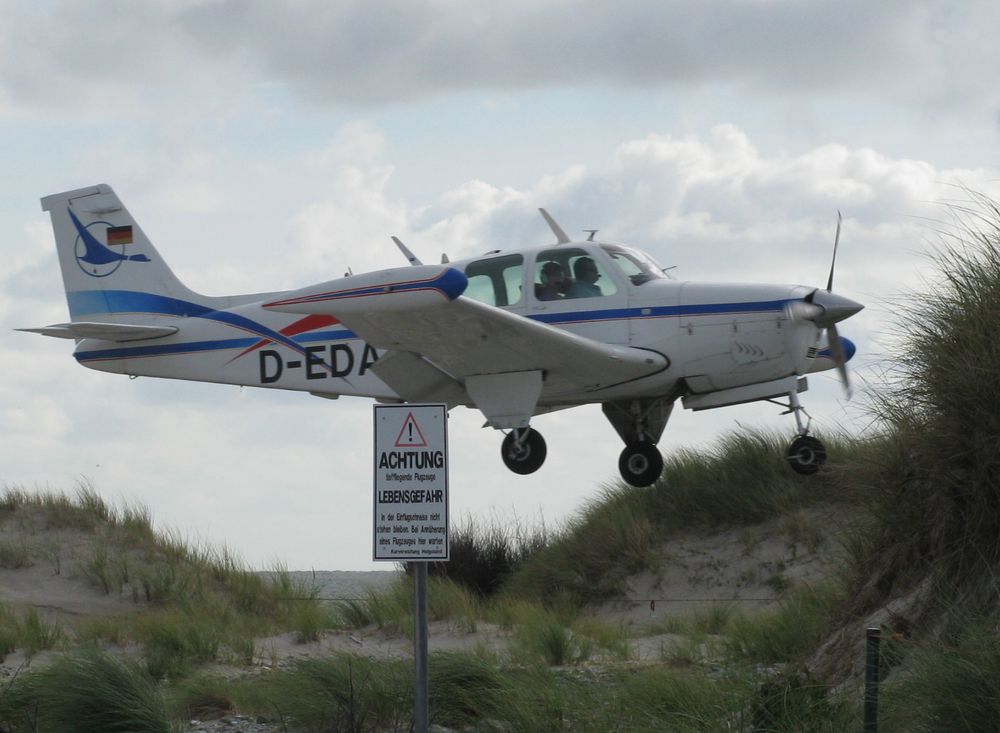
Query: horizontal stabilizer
[{"left": 17, "top": 322, "right": 178, "bottom": 342}]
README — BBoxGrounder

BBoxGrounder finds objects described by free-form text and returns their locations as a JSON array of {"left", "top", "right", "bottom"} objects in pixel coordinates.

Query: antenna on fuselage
[
  {"left": 584, "top": 229, "right": 598, "bottom": 241},
  {"left": 391, "top": 236, "right": 423, "bottom": 266},
  {"left": 539, "top": 208, "right": 571, "bottom": 244}
]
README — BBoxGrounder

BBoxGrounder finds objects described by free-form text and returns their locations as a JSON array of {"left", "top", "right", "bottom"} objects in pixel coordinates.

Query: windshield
[{"left": 600, "top": 244, "right": 670, "bottom": 285}]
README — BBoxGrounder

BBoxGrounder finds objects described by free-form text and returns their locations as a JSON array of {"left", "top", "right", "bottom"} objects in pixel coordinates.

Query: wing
[
  {"left": 338, "top": 296, "right": 666, "bottom": 396},
  {"left": 263, "top": 265, "right": 668, "bottom": 427}
]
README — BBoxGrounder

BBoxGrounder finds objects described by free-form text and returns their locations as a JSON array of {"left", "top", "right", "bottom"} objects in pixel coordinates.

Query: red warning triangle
[{"left": 394, "top": 412, "right": 428, "bottom": 447}]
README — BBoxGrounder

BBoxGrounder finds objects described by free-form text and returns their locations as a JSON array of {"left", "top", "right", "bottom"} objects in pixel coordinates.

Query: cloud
[{"left": 3, "top": 1, "right": 999, "bottom": 116}]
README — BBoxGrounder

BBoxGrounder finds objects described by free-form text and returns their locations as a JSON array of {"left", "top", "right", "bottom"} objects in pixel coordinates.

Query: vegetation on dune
[
  {"left": 505, "top": 429, "right": 856, "bottom": 604},
  {"left": 0, "top": 483, "right": 327, "bottom": 677},
  {"left": 850, "top": 202, "right": 1000, "bottom": 614}
]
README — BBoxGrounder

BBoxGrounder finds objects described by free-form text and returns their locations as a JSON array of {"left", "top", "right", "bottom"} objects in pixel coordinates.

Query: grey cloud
[
  {"left": 2, "top": 0, "right": 997, "bottom": 113},
  {"left": 180, "top": 0, "right": 931, "bottom": 101}
]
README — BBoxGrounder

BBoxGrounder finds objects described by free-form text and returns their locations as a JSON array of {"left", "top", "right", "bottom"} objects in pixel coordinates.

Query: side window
[
  {"left": 463, "top": 254, "right": 524, "bottom": 307},
  {"left": 534, "top": 248, "right": 617, "bottom": 301}
]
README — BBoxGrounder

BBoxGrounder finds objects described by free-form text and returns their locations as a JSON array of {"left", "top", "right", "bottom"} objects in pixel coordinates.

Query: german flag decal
[{"left": 107, "top": 225, "right": 133, "bottom": 246}]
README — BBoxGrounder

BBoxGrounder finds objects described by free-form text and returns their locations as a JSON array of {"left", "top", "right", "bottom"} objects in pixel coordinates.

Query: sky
[{"left": 3, "top": 0, "right": 1000, "bottom": 570}]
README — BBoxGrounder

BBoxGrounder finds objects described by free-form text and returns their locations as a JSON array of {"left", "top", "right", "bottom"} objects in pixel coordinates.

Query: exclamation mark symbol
[{"left": 408, "top": 423, "right": 413, "bottom": 441}]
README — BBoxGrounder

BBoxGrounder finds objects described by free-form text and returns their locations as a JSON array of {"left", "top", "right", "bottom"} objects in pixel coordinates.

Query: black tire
[
  {"left": 618, "top": 442, "right": 664, "bottom": 487},
  {"left": 786, "top": 435, "right": 827, "bottom": 475},
  {"left": 501, "top": 429, "right": 547, "bottom": 475}
]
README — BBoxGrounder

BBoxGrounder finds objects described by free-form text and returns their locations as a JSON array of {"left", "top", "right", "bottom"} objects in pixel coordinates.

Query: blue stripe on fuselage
[
  {"left": 69, "top": 289, "right": 794, "bottom": 362},
  {"left": 528, "top": 299, "right": 790, "bottom": 325}
]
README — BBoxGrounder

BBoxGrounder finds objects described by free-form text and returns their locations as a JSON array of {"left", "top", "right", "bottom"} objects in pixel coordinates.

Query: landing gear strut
[
  {"left": 501, "top": 428, "right": 547, "bottom": 475},
  {"left": 781, "top": 390, "right": 827, "bottom": 475}
]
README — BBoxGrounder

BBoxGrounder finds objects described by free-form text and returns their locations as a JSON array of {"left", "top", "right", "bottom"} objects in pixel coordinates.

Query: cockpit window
[
  {"left": 601, "top": 244, "right": 670, "bottom": 285},
  {"left": 463, "top": 254, "right": 524, "bottom": 307}
]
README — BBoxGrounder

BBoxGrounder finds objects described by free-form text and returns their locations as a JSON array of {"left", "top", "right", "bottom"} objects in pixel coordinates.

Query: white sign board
[{"left": 373, "top": 403, "right": 449, "bottom": 561}]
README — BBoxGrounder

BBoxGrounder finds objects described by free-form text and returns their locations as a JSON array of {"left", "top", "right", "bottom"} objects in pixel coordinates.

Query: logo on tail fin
[{"left": 68, "top": 208, "right": 151, "bottom": 278}]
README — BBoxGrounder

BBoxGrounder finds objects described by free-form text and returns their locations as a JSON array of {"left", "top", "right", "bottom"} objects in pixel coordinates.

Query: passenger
[
  {"left": 566, "top": 257, "right": 603, "bottom": 298},
  {"left": 536, "top": 261, "right": 566, "bottom": 301}
]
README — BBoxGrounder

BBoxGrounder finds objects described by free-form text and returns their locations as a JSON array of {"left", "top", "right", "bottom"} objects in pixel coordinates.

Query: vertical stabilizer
[{"left": 40, "top": 185, "right": 210, "bottom": 321}]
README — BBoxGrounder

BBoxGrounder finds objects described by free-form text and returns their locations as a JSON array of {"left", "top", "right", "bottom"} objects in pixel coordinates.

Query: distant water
[{"left": 263, "top": 570, "right": 401, "bottom": 600}]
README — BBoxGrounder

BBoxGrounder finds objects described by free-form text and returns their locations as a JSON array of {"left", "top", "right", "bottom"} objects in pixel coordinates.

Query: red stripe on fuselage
[{"left": 227, "top": 314, "right": 339, "bottom": 363}]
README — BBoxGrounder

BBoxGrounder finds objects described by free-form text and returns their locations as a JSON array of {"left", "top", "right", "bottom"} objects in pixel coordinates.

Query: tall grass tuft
[
  {"left": 0, "top": 650, "right": 169, "bottom": 733},
  {"left": 257, "top": 653, "right": 409, "bottom": 732},
  {"left": 429, "top": 650, "right": 507, "bottom": 727},
  {"left": 851, "top": 194, "right": 1000, "bottom": 610}
]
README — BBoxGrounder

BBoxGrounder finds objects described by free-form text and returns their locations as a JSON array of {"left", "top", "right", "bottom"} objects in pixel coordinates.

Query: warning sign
[
  {"left": 394, "top": 412, "right": 428, "bottom": 447},
  {"left": 373, "top": 404, "right": 449, "bottom": 561}
]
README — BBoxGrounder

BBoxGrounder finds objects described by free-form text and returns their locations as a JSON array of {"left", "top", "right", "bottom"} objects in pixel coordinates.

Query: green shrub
[{"left": 405, "top": 513, "right": 548, "bottom": 597}]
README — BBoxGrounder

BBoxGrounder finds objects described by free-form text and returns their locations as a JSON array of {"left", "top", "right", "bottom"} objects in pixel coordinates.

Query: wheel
[
  {"left": 618, "top": 442, "right": 664, "bottom": 487},
  {"left": 786, "top": 435, "right": 827, "bottom": 475},
  {"left": 501, "top": 429, "right": 547, "bottom": 475}
]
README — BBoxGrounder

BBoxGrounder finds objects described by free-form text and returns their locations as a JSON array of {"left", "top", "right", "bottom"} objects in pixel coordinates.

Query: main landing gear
[
  {"left": 501, "top": 428, "right": 547, "bottom": 475},
  {"left": 780, "top": 390, "right": 827, "bottom": 475},
  {"left": 603, "top": 398, "right": 673, "bottom": 488},
  {"left": 618, "top": 441, "right": 664, "bottom": 487},
  {"left": 498, "top": 397, "right": 672, "bottom": 487}
]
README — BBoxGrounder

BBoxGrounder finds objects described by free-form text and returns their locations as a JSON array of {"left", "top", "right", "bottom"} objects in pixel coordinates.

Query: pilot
[
  {"left": 566, "top": 257, "right": 603, "bottom": 298},
  {"left": 536, "top": 261, "right": 566, "bottom": 301}
]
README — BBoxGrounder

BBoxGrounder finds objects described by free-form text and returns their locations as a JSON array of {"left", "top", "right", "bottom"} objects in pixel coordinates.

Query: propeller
[{"left": 787, "top": 212, "right": 863, "bottom": 399}]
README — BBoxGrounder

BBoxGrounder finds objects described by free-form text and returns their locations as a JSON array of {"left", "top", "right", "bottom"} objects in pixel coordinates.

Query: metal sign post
[{"left": 373, "top": 404, "right": 449, "bottom": 733}]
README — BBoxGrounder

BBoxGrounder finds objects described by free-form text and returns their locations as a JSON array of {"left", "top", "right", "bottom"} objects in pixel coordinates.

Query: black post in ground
[{"left": 864, "top": 627, "right": 881, "bottom": 733}]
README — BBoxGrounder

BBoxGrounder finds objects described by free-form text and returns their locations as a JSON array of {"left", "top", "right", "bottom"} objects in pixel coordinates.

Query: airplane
[{"left": 20, "top": 184, "right": 863, "bottom": 488}]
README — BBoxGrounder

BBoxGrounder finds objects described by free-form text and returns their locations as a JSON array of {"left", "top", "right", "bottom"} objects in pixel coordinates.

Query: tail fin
[{"left": 40, "top": 184, "right": 211, "bottom": 322}]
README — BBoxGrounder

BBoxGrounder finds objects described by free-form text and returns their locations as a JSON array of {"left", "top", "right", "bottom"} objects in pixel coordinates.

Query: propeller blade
[
  {"left": 826, "top": 323, "right": 852, "bottom": 399},
  {"left": 826, "top": 211, "right": 842, "bottom": 292}
]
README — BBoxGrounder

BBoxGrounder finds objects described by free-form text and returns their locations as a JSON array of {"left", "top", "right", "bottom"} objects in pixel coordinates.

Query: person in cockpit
[
  {"left": 536, "top": 261, "right": 566, "bottom": 301},
  {"left": 566, "top": 257, "right": 603, "bottom": 298}
]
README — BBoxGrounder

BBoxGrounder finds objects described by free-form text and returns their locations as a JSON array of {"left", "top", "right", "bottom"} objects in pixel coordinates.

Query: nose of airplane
[{"left": 808, "top": 289, "right": 864, "bottom": 327}]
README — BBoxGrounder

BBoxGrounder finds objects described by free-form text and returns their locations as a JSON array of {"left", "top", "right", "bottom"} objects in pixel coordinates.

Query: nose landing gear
[{"left": 780, "top": 390, "right": 827, "bottom": 475}]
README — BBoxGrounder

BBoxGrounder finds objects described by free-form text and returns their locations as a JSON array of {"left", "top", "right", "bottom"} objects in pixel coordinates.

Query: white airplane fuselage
[{"left": 71, "top": 246, "right": 822, "bottom": 408}]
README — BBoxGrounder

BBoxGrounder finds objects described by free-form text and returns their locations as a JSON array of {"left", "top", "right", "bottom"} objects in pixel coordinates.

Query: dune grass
[
  {"left": 881, "top": 615, "right": 1000, "bottom": 733},
  {"left": 0, "top": 649, "right": 169, "bottom": 733},
  {"left": 0, "top": 485, "right": 329, "bottom": 680}
]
